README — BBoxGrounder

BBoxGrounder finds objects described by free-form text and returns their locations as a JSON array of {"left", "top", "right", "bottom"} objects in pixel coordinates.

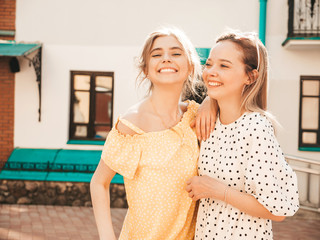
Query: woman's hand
[
  {"left": 185, "top": 175, "right": 227, "bottom": 201},
  {"left": 191, "top": 97, "right": 218, "bottom": 141},
  {"left": 186, "top": 176, "right": 286, "bottom": 222}
]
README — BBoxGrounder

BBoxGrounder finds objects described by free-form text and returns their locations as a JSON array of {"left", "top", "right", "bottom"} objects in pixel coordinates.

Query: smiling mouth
[
  {"left": 208, "top": 81, "right": 223, "bottom": 87},
  {"left": 158, "top": 68, "right": 177, "bottom": 73}
]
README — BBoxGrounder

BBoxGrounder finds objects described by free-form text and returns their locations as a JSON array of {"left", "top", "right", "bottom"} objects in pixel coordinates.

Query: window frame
[
  {"left": 69, "top": 70, "right": 114, "bottom": 142},
  {"left": 299, "top": 75, "right": 320, "bottom": 150}
]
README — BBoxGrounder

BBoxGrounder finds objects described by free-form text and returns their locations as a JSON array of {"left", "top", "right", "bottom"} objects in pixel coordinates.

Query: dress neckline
[
  {"left": 217, "top": 112, "right": 248, "bottom": 128},
  {"left": 118, "top": 100, "right": 194, "bottom": 136}
]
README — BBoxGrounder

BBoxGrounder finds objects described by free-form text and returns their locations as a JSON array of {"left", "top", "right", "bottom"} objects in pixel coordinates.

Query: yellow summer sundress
[{"left": 101, "top": 100, "right": 199, "bottom": 240}]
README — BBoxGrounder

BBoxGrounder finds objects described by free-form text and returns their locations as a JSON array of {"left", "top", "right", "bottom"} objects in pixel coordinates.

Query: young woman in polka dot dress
[
  {"left": 186, "top": 31, "right": 300, "bottom": 240},
  {"left": 90, "top": 27, "right": 216, "bottom": 240}
]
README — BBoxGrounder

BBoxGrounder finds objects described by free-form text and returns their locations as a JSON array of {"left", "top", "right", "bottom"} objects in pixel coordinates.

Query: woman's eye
[
  {"left": 221, "top": 64, "right": 229, "bottom": 68},
  {"left": 205, "top": 63, "right": 211, "bottom": 67},
  {"left": 151, "top": 54, "right": 161, "bottom": 57},
  {"left": 172, "top": 53, "right": 182, "bottom": 56}
]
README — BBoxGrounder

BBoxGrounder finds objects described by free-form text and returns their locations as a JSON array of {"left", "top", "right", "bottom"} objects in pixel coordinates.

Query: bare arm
[
  {"left": 191, "top": 96, "right": 218, "bottom": 141},
  {"left": 90, "top": 160, "right": 117, "bottom": 240},
  {"left": 90, "top": 120, "right": 137, "bottom": 240},
  {"left": 186, "top": 175, "right": 285, "bottom": 222}
]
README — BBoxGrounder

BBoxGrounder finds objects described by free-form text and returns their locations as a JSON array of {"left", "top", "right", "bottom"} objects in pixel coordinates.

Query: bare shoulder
[{"left": 117, "top": 101, "right": 147, "bottom": 136}]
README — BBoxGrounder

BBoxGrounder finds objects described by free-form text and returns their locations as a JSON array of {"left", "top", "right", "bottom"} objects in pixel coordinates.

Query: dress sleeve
[
  {"left": 244, "top": 114, "right": 300, "bottom": 216},
  {"left": 185, "top": 100, "right": 199, "bottom": 123},
  {"left": 189, "top": 100, "right": 200, "bottom": 114},
  {"left": 100, "top": 126, "right": 142, "bottom": 179}
]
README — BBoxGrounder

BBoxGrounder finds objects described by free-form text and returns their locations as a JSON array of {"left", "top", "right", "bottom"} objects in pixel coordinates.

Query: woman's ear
[{"left": 246, "top": 69, "right": 259, "bottom": 85}]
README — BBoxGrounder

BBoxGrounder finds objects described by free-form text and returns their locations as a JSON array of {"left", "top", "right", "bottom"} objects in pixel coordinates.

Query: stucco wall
[
  {"left": 266, "top": 0, "right": 320, "bottom": 160},
  {"left": 14, "top": 0, "right": 320, "bottom": 161}
]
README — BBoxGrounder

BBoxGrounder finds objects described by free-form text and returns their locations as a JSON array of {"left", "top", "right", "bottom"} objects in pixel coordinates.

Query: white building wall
[
  {"left": 16, "top": 0, "right": 259, "bottom": 47},
  {"left": 14, "top": 0, "right": 259, "bottom": 150},
  {"left": 266, "top": 0, "right": 320, "bottom": 160},
  {"left": 14, "top": 0, "right": 320, "bottom": 162},
  {"left": 14, "top": 45, "right": 140, "bottom": 149}
]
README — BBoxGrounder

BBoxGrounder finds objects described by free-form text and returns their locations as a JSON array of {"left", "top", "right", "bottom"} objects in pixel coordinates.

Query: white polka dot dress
[
  {"left": 101, "top": 101, "right": 200, "bottom": 240},
  {"left": 195, "top": 112, "right": 299, "bottom": 240}
]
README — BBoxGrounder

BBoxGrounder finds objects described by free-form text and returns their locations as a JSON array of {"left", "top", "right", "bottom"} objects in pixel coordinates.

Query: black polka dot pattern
[{"left": 195, "top": 112, "right": 300, "bottom": 240}]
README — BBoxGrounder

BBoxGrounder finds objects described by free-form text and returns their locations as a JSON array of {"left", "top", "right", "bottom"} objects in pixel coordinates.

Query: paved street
[{"left": 0, "top": 204, "right": 319, "bottom": 240}]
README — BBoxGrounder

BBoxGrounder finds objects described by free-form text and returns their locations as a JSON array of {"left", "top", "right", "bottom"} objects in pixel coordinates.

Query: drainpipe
[{"left": 259, "top": 0, "right": 268, "bottom": 45}]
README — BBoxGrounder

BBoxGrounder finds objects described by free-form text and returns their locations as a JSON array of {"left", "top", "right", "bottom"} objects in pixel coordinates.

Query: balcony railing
[
  {"left": 285, "top": 154, "right": 320, "bottom": 212},
  {"left": 288, "top": 0, "right": 320, "bottom": 37}
]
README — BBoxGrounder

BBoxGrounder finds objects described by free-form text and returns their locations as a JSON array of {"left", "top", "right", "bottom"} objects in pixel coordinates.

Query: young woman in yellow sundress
[{"left": 90, "top": 27, "right": 215, "bottom": 240}]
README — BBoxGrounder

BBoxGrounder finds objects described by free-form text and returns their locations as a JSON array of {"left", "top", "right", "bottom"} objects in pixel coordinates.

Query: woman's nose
[
  {"left": 162, "top": 52, "right": 172, "bottom": 62},
  {"left": 206, "top": 65, "right": 217, "bottom": 76}
]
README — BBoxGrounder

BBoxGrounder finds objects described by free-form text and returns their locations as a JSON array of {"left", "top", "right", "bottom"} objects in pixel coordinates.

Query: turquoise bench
[{"left": 0, "top": 148, "right": 124, "bottom": 183}]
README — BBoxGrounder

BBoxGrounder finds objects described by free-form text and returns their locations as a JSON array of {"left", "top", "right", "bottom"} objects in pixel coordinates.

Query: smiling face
[
  {"left": 203, "top": 40, "right": 250, "bottom": 103},
  {"left": 146, "top": 35, "right": 190, "bottom": 87}
]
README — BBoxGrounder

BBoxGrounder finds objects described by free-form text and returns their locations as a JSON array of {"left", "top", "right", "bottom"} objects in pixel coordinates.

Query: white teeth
[
  {"left": 208, "top": 82, "right": 222, "bottom": 86},
  {"left": 160, "top": 68, "right": 176, "bottom": 73}
]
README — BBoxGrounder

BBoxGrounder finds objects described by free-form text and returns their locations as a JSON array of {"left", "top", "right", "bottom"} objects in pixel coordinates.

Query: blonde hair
[
  {"left": 136, "top": 27, "right": 202, "bottom": 98},
  {"left": 216, "top": 30, "right": 268, "bottom": 112},
  {"left": 216, "top": 30, "right": 279, "bottom": 128}
]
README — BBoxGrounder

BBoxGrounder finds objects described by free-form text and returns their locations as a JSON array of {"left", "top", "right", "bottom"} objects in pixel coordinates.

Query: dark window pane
[
  {"left": 74, "top": 92, "right": 90, "bottom": 123},
  {"left": 74, "top": 75, "right": 90, "bottom": 90},
  {"left": 95, "top": 125, "right": 111, "bottom": 139},
  {"left": 95, "top": 92, "right": 112, "bottom": 124},
  {"left": 96, "top": 76, "right": 112, "bottom": 92}
]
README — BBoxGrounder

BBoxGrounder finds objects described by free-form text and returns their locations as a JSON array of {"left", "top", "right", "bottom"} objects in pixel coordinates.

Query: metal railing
[
  {"left": 288, "top": 0, "right": 320, "bottom": 37},
  {"left": 285, "top": 154, "right": 320, "bottom": 212},
  {"left": 2, "top": 161, "right": 97, "bottom": 173}
]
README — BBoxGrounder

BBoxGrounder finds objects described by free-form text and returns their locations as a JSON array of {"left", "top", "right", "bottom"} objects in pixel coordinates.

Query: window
[
  {"left": 69, "top": 71, "right": 114, "bottom": 142},
  {"left": 299, "top": 76, "right": 320, "bottom": 150}
]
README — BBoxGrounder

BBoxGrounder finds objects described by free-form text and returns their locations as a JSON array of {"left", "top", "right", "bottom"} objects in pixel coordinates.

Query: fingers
[
  {"left": 195, "top": 117, "right": 201, "bottom": 140},
  {"left": 205, "top": 114, "right": 211, "bottom": 140},
  {"left": 210, "top": 113, "right": 216, "bottom": 132},
  {"left": 185, "top": 178, "right": 193, "bottom": 193},
  {"left": 190, "top": 119, "right": 195, "bottom": 128},
  {"left": 200, "top": 116, "right": 206, "bottom": 141},
  {"left": 188, "top": 190, "right": 199, "bottom": 201},
  {"left": 186, "top": 178, "right": 192, "bottom": 185}
]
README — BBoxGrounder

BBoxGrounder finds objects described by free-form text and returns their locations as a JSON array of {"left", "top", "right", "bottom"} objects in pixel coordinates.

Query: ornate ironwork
[
  {"left": 32, "top": 49, "right": 42, "bottom": 122},
  {"left": 24, "top": 47, "right": 42, "bottom": 122},
  {"left": 3, "top": 161, "right": 97, "bottom": 173},
  {"left": 288, "top": 0, "right": 320, "bottom": 37}
]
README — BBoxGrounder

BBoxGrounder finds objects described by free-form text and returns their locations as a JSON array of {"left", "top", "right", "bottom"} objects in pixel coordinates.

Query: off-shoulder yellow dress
[{"left": 101, "top": 101, "right": 199, "bottom": 240}]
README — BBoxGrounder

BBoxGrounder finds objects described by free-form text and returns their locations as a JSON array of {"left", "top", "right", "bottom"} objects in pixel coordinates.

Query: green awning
[
  {"left": 0, "top": 41, "right": 43, "bottom": 122},
  {"left": 0, "top": 42, "right": 42, "bottom": 56}
]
